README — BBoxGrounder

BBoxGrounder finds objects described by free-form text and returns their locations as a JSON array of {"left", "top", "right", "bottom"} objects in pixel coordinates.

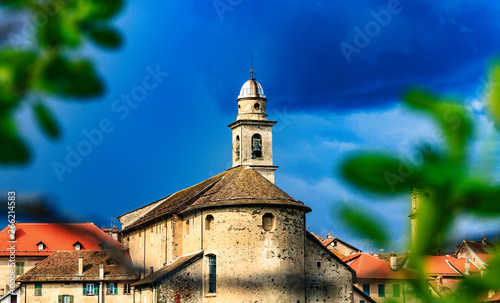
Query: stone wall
[
  {"left": 305, "top": 236, "right": 353, "bottom": 302},
  {"left": 157, "top": 258, "right": 202, "bottom": 303},
  {"left": 192, "top": 205, "right": 307, "bottom": 302}
]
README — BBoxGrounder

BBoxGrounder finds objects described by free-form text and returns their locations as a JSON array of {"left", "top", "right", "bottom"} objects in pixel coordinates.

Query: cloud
[{"left": 192, "top": 1, "right": 500, "bottom": 113}]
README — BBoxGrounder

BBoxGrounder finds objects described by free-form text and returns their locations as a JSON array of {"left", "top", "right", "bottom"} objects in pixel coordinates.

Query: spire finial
[{"left": 250, "top": 49, "right": 254, "bottom": 80}]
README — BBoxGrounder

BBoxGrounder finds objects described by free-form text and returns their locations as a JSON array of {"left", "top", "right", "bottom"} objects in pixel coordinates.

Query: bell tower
[{"left": 228, "top": 69, "right": 278, "bottom": 183}]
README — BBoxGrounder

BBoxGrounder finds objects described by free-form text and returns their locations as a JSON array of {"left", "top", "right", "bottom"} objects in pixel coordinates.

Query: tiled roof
[
  {"left": 17, "top": 250, "right": 137, "bottom": 282},
  {"left": 310, "top": 232, "right": 323, "bottom": 241},
  {"left": 322, "top": 237, "right": 361, "bottom": 252},
  {"left": 133, "top": 251, "right": 203, "bottom": 287},
  {"left": 0, "top": 223, "right": 120, "bottom": 256},
  {"left": 343, "top": 253, "right": 414, "bottom": 280},
  {"left": 485, "top": 291, "right": 500, "bottom": 302},
  {"left": 121, "top": 166, "right": 311, "bottom": 231},
  {"left": 463, "top": 240, "right": 492, "bottom": 254},
  {"left": 424, "top": 256, "right": 480, "bottom": 277}
]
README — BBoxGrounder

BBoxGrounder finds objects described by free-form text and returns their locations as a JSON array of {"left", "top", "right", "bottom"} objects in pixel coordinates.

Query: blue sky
[{"left": 2, "top": 1, "right": 500, "bottom": 251}]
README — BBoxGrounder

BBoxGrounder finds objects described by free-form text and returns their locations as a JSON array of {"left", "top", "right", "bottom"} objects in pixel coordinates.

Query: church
[{"left": 118, "top": 70, "right": 356, "bottom": 302}]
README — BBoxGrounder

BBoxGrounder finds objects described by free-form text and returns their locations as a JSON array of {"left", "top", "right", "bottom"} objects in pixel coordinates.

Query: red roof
[
  {"left": 424, "top": 256, "right": 480, "bottom": 277},
  {"left": 343, "top": 253, "right": 413, "bottom": 280},
  {"left": 0, "top": 223, "right": 120, "bottom": 256}
]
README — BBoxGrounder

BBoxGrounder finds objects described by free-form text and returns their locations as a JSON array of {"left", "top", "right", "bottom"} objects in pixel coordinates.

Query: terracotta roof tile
[
  {"left": 17, "top": 250, "right": 137, "bottom": 282},
  {"left": 121, "top": 166, "right": 311, "bottom": 231},
  {"left": 0, "top": 223, "right": 120, "bottom": 256},
  {"left": 343, "top": 253, "right": 414, "bottom": 280},
  {"left": 424, "top": 256, "right": 480, "bottom": 277}
]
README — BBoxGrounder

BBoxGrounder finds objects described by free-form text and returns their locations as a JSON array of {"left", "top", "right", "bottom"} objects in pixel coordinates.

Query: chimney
[
  {"left": 390, "top": 252, "right": 398, "bottom": 271},
  {"left": 482, "top": 236, "right": 487, "bottom": 246},
  {"left": 326, "top": 233, "right": 333, "bottom": 239},
  {"left": 99, "top": 264, "right": 104, "bottom": 279},
  {"left": 465, "top": 258, "right": 471, "bottom": 276},
  {"left": 78, "top": 254, "right": 83, "bottom": 276}
]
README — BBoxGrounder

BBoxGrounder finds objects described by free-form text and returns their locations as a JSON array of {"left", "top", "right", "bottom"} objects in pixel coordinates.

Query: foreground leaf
[
  {"left": 341, "top": 153, "right": 424, "bottom": 193},
  {"left": 33, "top": 102, "right": 61, "bottom": 139},
  {"left": 37, "top": 56, "right": 103, "bottom": 97},
  {"left": 339, "top": 204, "right": 389, "bottom": 247}
]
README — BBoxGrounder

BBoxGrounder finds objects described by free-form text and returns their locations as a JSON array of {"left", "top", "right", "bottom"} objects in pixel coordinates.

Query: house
[
  {"left": 117, "top": 72, "right": 357, "bottom": 302},
  {"left": 16, "top": 250, "right": 137, "bottom": 303},
  {"left": 455, "top": 237, "right": 493, "bottom": 270},
  {"left": 424, "top": 255, "right": 481, "bottom": 298},
  {"left": 322, "top": 234, "right": 362, "bottom": 259},
  {"left": 343, "top": 252, "right": 417, "bottom": 303},
  {"left": 0, "top": 223, "right": 120, "bottom": 296}
]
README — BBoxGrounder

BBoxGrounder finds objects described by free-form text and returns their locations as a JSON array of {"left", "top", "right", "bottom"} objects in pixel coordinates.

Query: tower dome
[{"left": 238, "top": 78, "right": 266, "bottom": 99}]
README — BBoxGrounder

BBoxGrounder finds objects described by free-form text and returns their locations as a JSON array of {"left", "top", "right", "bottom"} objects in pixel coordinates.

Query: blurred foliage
[
  {"left": 0, "top": 0, "right": 123, "bottom": 164},
  {"left": 339, "top": 62, "right": 500, "bottom": 302}
]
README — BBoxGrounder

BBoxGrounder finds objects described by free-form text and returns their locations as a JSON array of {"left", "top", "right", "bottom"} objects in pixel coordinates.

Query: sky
[{"left": 2, "top": 0, "right": 500, "bottom": 252}]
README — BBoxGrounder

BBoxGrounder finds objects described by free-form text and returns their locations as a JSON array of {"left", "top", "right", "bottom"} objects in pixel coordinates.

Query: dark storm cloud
[{"left": 195, "top": 1, "right": 500, "bottom": 112}]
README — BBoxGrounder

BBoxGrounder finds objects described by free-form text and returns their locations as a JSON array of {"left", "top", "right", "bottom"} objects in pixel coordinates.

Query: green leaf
[
  {"left": 341, "top": 153, "right": 424, "bottom": 193},
  {"left": 457, "top": 181, "right": 500, "bottom": 215},
  {"left": 0, "top": 114, "right": 30, "bottom": 164},
  {"left": 404, "top": 89, "right": 473, "bottom": 161},
  {"left": 487, "top": 62, "right": 500, "bottom": 128},
  {"left": 0, "top": 50, "right": 37, "bottom": 110},
  {"left": 338, "top": 204, "right": 389, "bottom": 247},
  {"left": 87, "top": 26, "right": 122, "bottom": 48},
  {"left": 81, "top": 0, "right": 124, "bottom": 20},
  {"left": 36, "top": 8, "right": 82, "bottom": 48},
  {"left": 36, "top": 56, "right": 103, "bottom": 97},
  {"left": 33, "top": 102, "right": 61, "bottom": 139}
]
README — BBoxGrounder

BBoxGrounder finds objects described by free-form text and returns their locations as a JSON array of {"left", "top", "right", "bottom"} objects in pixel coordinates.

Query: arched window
[
  {"left": 234, "top": 136, "right": 240, "bottom": 160},
  {"left": 205, "top": 215, "right": 214, "bottom": 231},
  {"left": 251, "top": 134, "right": 262, "bottom": 159},
  {"left": 262, "top": 213, "right": 275, "bottom": 231},
  {"left": 185, "top": 219, "right": 190, "bottom": 235},
  {"left": 208, "top": 255, "right": 216, "bottom": 293}
]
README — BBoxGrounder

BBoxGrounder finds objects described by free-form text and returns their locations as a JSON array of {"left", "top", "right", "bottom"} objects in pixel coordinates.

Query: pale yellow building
[{"left": 16, "top": 250, "right": 137, "bottom": 303}]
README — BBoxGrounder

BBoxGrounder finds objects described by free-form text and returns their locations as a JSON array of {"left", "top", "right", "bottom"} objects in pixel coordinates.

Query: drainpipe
[
  {"left": 201, "top": 210, "right": 204, "bottom": 251},
  {"left": 99, "top": 264, "right": 104, "bottom": 303},
  {"left": 143, "top": 227, "right": 146, "bottom": 278},
  {"left": 303, "top": 213, "right": 307, "bottom": 302}
]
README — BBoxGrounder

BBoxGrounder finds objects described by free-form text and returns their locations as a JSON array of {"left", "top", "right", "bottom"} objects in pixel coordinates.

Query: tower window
[
  {"left": 251, "top": 134, "right": 262, "bottom": 159},
  {"left": 205, "top": 215, "right": 214, "bottom": 231},
  {"left": 262, "top": 213, "right": 275, "bottom": 231},
  {"left": 208, "top": 255, "right": 216, "bottom": 294},
  {"left": 185, "top": 219, "right": 190, "bottom": 235},
  {"left": 234, "top": 136, "right": 240, "bottom": 160},
  {"left": 254, "top": 103, "right": 260, "bottom": 110}
]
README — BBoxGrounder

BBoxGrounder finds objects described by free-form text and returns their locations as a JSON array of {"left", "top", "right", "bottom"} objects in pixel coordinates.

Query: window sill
[{"left": 205, "top": 293, "right": 217, "bottom": 298}]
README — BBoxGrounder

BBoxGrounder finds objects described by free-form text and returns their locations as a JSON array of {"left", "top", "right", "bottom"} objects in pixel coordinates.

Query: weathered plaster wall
[
  {"left": 305, "top": 237, "right": 353, "bottom": 302},
  {"left": 21, "top": 282, "right": 133, "bottom": 303},
  {"left": 354, "top": 280, "right": 416, "bottom": 303},
  {"left": 232, "top": 124, "right": 274, "bottom": 168},
  {"left": 122, "top": 220, "right": 167, "bottom": 278},
  {"left": 0, "top": 256, "right": 44, "bottom": 294}
]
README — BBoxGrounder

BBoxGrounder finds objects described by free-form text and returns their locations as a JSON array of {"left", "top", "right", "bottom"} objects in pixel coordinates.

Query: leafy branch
[
  {"left": 0, "top": 0, "right": 123, "bottom": 164},
  {"left": 339, "top": 62, "right": 500, "bottom": 302}
]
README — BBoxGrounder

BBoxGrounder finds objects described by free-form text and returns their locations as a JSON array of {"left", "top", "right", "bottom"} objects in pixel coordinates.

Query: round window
[{"left": 254, "top": 103, "right": 260, "bottom": 110}]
